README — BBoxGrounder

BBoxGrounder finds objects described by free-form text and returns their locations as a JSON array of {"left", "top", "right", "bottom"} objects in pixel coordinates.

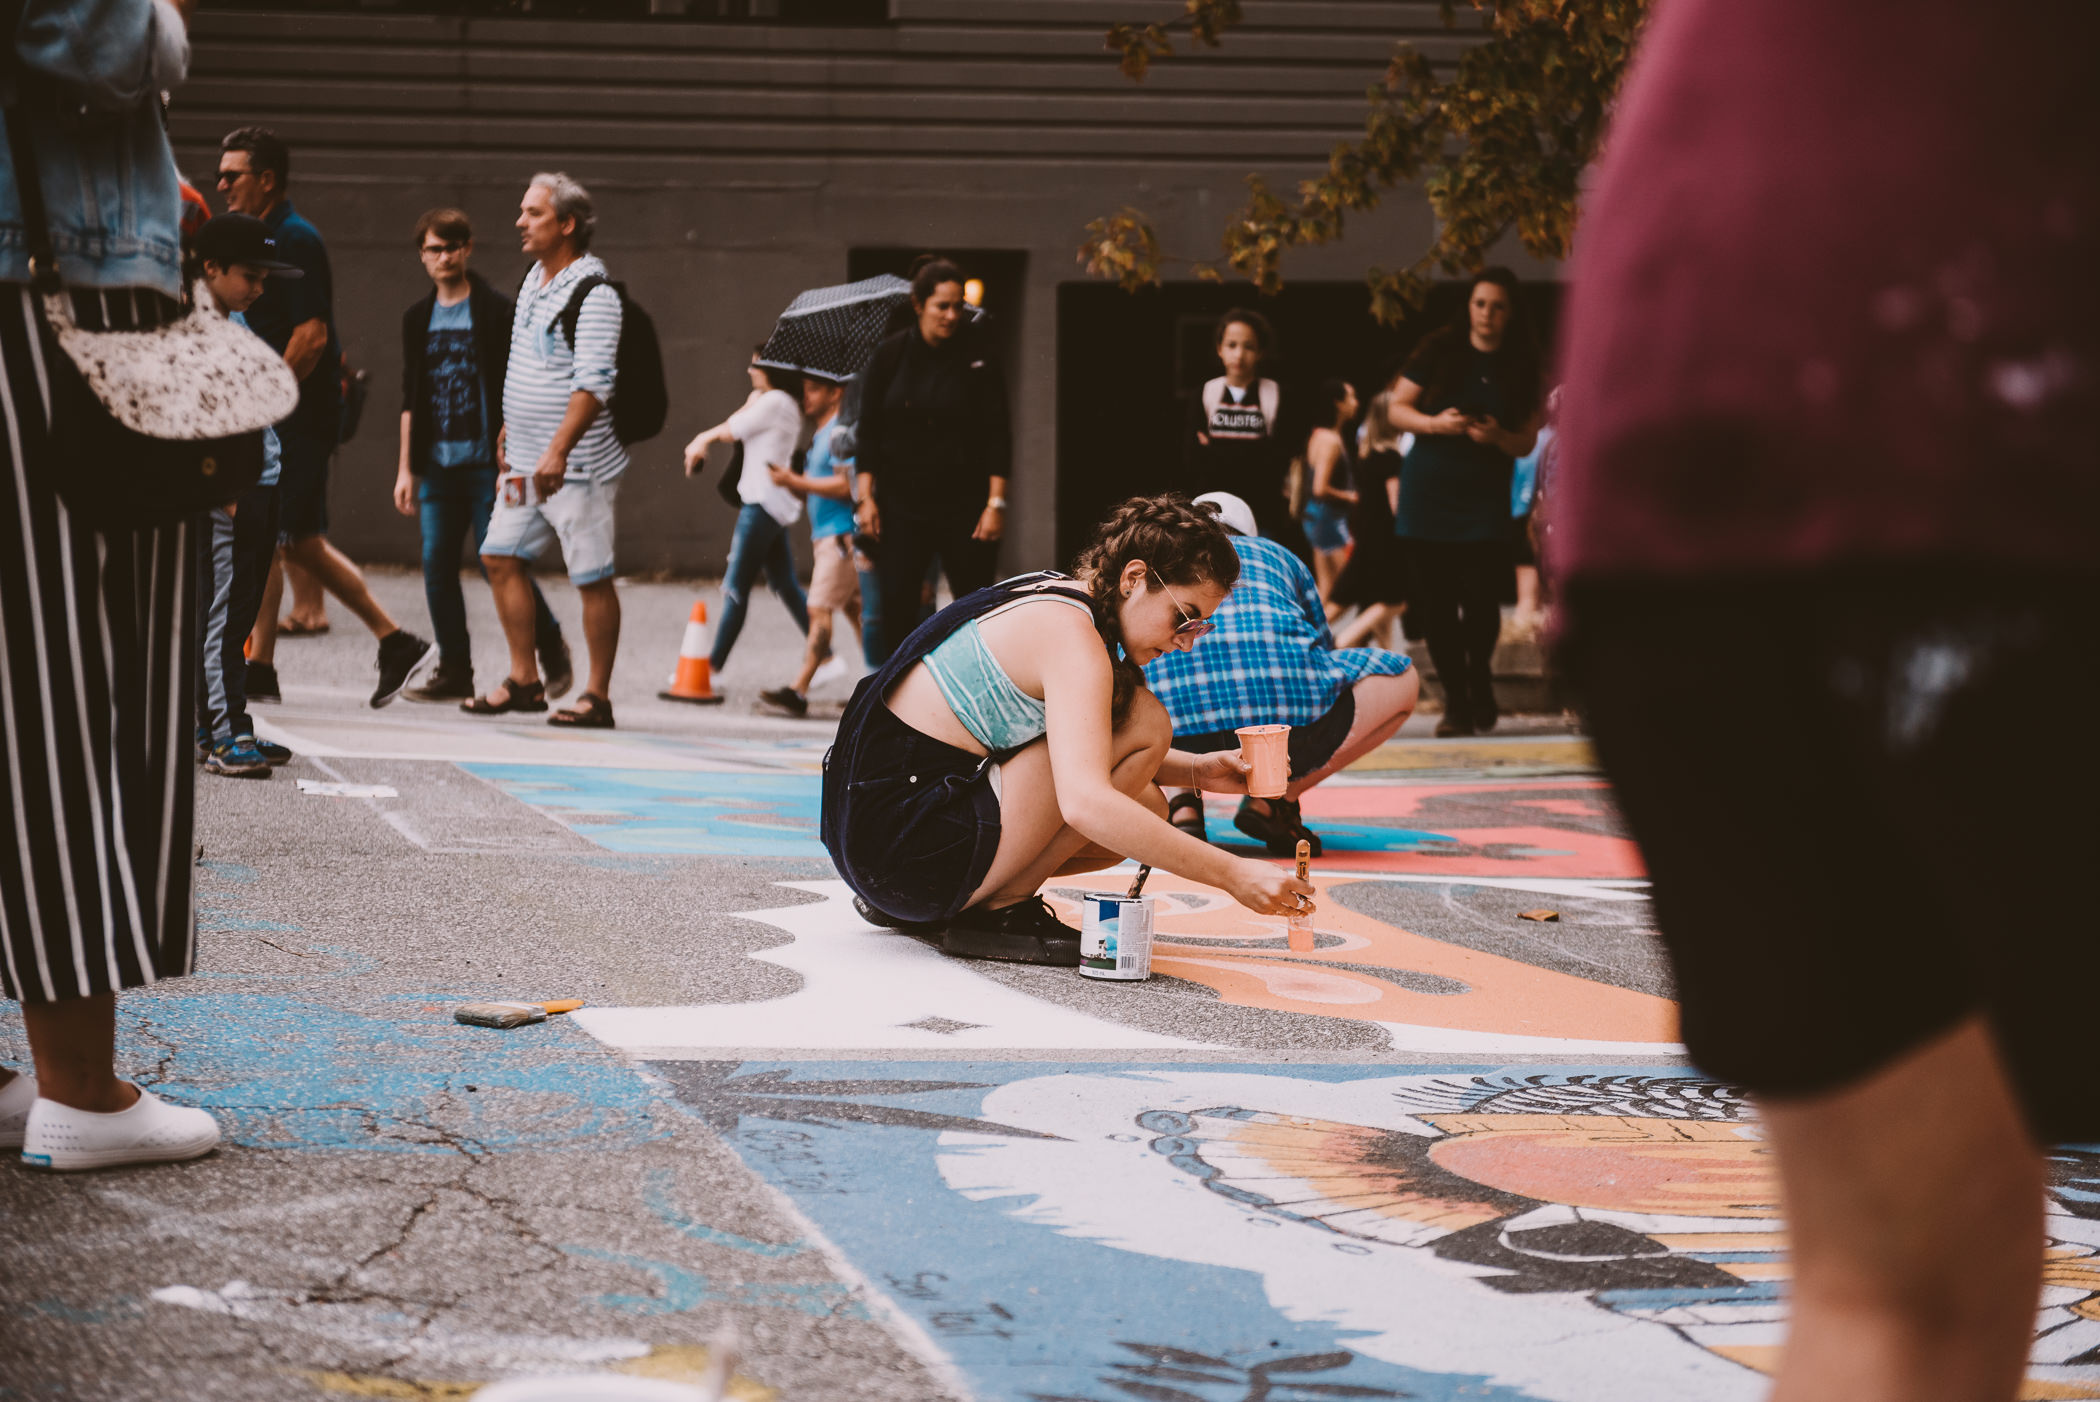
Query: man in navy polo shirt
[{"left": 218, "top": 126, "right": 433, "bottom": 708}]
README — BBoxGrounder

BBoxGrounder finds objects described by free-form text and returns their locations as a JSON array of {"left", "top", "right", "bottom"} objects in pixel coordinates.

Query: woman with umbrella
[{"left": 852, "top": 256, "right": 1013, "bottom": 658}]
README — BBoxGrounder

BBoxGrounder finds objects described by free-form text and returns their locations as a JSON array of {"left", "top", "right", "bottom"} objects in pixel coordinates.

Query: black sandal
[
  {"left": 1167, "top": 791, "right": 1208, "bottom": 841},
  {"left": 549, "top": 691, "right": 615, "bottom": 729},
  {"left": 1233, "top": 797, "right": 1323, "bottom": 858},
  {"left": 460, "top": 678, "right": 547, "bottom": 715}
]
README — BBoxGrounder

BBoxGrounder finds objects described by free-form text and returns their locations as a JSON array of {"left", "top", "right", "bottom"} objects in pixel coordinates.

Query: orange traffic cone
[{"left": 660, "top": 600, "right": 725, "bottom": 705}]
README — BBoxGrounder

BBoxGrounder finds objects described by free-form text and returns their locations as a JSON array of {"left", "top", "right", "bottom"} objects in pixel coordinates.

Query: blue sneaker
[
  {"left": 194, "top": 725, "right": 210, "bottom": 764},
  {"left": 204, "top": 735, "right": 271, "bottom": 779},
  {"left": 251, "top": 736, "right": 293, "bottom": 766}
]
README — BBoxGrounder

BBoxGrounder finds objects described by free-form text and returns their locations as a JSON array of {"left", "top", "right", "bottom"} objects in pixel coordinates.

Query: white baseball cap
[{"left": 1191, "top": 491, "right": 1258, "bottom": 539}]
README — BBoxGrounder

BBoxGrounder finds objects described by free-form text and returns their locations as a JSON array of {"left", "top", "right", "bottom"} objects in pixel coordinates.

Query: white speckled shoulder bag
[{"left": 7, "top": 94, "right": 296, "bottom": 526}]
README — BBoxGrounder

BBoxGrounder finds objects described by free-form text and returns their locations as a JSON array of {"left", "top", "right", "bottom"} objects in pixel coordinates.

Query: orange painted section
[{"left": 1054, "top": 871, "right": 1680, "bottom": 1044}]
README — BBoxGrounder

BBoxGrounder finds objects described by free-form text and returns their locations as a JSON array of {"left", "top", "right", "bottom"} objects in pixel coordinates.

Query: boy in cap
[{"left": 192, "top": 214, "right": 301, "bottom": 776}]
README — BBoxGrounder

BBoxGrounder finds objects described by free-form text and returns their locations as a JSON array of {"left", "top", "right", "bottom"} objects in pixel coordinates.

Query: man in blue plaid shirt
[{"left": 1147, "top": 493, "right": 1418, "bottom": 855}]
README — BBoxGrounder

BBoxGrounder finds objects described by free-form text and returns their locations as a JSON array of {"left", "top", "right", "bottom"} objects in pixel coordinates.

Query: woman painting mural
[{"left": 822, "top": 495, "right": 1315, "bottom": 966}]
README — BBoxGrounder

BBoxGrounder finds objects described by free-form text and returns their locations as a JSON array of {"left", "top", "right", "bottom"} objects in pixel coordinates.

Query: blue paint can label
[{"left": 1079, "top": 893, "right": 1153, "bottom": 981}]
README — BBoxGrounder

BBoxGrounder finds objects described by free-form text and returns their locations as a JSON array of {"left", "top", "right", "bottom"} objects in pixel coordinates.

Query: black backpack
[{"left": 554, "top": 274, "right": 669, "bottom": 446}]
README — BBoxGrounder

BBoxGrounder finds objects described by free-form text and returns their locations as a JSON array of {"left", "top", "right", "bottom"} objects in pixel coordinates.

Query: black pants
[
  {"left": 1408, "top": 538, "right": 1508, "bottom": 723},
  {"left": 197, "top": 482, "right": 280, "bottom": 742},
  {"left": 877, "top": 498, "right": 997, "bottom": 658}
]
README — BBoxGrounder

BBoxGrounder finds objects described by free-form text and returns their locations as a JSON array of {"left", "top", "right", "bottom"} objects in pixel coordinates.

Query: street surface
[{"left": 4, "top": 571, "right": 2097, "bottom": 1401}]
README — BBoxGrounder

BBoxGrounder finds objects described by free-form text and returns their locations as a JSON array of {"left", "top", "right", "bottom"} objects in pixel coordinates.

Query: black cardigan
[
  {"left": 400, "top": 271, "right": 513, "bottom": 475},
  {"left": 854, "top": 322, "right": 1012, "bottom": 503}
]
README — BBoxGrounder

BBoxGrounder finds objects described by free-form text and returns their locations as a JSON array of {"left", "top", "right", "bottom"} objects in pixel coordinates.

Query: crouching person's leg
[{"left": 942, "top": 692, "right": 1173, "bottom": 965}]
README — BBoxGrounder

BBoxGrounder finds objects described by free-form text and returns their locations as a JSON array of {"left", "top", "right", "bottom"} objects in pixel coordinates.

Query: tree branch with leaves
[{"left": 1082, "top": 0, "right": 1648, "bottom": 323}]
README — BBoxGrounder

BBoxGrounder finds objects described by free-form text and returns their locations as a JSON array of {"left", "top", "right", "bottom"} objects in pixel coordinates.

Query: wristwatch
[{"left": 986, "top": 496, "right": 1007, "bottom": 511}]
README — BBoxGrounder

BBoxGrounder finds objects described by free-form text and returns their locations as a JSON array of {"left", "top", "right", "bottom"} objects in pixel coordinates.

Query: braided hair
[{"left": 1070, "top": 494, "right": 1241, "bottom": 724}]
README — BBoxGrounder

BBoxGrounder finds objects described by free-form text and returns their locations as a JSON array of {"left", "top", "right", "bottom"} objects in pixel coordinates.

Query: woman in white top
[{"left": 684, "top": 349, "right": 812, "bottom": 674}]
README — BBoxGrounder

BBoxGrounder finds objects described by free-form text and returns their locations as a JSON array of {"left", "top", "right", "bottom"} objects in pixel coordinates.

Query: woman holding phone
[{"left": 1389, "top": 268, "right": 1542, "bottom": 736}]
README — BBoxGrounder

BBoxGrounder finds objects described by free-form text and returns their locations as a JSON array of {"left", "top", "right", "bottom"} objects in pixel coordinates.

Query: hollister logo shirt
[{"left": 1208, "top": 383, "right": 1270, "bottom": 440}]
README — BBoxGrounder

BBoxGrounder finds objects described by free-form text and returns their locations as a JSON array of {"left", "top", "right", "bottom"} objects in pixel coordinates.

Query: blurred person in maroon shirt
[{"left": 1551, "top": 3, "right": 2098, "bottom": 1401}]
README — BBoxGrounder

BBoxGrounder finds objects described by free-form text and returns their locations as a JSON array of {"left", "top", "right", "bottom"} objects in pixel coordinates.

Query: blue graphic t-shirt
[
  {"left": 425, "top": 298, "right": 490, "bottom": 471},
  {"left": 805, "top": 419, "right": 856, "bottom": 542}
]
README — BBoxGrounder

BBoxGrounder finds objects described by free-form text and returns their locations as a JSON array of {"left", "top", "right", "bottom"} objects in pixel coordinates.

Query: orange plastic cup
[{"left": 1235, "top": 724, "right": 1291, "bottom": 799}]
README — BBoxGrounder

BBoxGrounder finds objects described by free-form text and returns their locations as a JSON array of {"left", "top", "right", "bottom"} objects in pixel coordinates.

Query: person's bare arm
[
  {"left": 1387, "top": 376, "right": 1470, "bottom": 438},
  {"left": 769, "top": 462, "right": 851, "bottom": 499},
  {"left": 1036, "top": 614, "right": 1309, "bottom": 914},
  {"left": 1466, "top": 407, "right": 1542, "bottom": 459},
  {"left": 393, "top": 410, "right": 415, "bottom": 516},
  {"left": 973, "top": 474, "right": 1009, "bottom": 542},
  {"left": 532, "top": 390, "right": 602, "bottom": 498},
  {"left": 1308, "top": 431, "right": 1358, "bottom": 507},
  {"left": 283, "top": 318, "right": 329, "bottom": 382}
]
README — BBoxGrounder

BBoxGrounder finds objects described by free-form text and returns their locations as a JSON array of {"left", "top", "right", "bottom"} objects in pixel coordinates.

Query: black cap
[{"left": 192, "top": 214, "right": 303, "bottom": 277}]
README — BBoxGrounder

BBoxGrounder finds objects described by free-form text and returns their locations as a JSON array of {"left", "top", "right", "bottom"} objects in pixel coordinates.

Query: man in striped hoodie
[{"left": 470, "top": 172, "right": 627, "bottom": 728}]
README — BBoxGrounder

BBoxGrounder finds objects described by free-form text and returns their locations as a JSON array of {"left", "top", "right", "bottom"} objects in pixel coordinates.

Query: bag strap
[{"left": 558, "top": 273, "right": 612, "bottom": 348}]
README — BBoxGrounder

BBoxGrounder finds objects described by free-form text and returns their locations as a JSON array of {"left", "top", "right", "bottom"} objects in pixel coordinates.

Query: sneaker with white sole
[
  {"left": 810, "top": 655, "right": 849, "bottom": 689},
  {"left": 0, "top": 1071, "right": 36, "bottom": 1149},
  {"left": 21, "top": 1088, "right": 221, "bottom": 1170}
]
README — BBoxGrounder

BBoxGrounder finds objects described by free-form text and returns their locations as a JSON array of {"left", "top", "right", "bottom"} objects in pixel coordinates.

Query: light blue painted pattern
[
  {"left": 465, "top": 765, "right": 826, "bottom": 857},
  {"left": 111, "top": 991, "right": 673, "bottom": 1155},
  {"left": 465, "top": 764, "right": 1467, "bottom": 861}
]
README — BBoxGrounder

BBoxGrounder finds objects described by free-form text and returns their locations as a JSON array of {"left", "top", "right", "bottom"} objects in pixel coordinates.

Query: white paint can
[{"left": 1078, "top": 893, "right": 1154, "bottom": 981}]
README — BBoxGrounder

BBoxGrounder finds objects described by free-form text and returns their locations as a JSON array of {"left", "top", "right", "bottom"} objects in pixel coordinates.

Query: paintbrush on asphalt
[
  {"left": 453, "top": 998, "right": 584, "bottom": 1029},
  {"left": 1126, "top": 864, "right": 1152, "bottom": 899},
  {"left": 1287, "top": 838, "right": 1315, "bottom": 952}
]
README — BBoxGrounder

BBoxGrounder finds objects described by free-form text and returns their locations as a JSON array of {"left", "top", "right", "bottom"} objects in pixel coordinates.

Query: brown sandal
[
  {"left": 460, "top": 678, "right": 547, "bottom": 715},
  {"left": 548, "top": 691, "right": 614, "bottom": 729}
]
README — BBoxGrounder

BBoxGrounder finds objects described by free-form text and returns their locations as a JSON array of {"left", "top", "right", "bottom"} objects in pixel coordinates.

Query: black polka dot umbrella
[{"left": 756, "top": 274, "right": 913, "bottom": 385}]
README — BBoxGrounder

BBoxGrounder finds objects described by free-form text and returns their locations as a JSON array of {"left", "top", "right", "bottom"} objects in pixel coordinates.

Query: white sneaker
[
  {"left": 0, "top": 1071, "right": 35, "bottom": 1149},
  {"left": 22, "top": 1088, "right": 221, "bottom": 1170},
  {"left": 810, "top": 655, "right": 849, "bottom": 689}
]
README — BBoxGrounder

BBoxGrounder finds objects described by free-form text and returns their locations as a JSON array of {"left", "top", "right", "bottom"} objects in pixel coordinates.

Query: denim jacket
[{"left": 0, "top": 0, "right": 189, "bottom": 296}]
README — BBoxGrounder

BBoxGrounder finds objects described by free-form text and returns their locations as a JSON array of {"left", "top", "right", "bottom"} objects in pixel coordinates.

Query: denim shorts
[
  {"left": 824, "top": 698, "right": 1003, "bottom": 925},
  {"left": 1301, "top": 499, "right": 1351, "bottom": 552}
]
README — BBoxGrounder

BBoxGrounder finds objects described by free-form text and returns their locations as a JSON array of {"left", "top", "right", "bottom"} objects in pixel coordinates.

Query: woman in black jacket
[{"left": 852, "top": 256, "right": 1013, "bottom": 658}]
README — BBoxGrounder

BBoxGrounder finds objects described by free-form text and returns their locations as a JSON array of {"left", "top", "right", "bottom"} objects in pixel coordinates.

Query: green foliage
[{"left": 1087, "top": 0, "right": 1648, "bottom": 323}]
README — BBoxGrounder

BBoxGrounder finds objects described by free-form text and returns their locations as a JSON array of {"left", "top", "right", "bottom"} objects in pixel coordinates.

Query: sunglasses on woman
[{"left": 1147, "top": 566, "right": 1216, "bottom": 639}]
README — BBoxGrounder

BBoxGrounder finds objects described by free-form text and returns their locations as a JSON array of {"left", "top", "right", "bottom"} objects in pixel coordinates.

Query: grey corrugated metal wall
[{"left": 178, "top": 2, "right": 1477, "bottom": 574}]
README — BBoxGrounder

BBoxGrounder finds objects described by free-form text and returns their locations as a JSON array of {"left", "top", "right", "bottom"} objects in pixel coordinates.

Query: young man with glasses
[
  {"left": 216, "top": 126, "right": 434, "bottom": 707},
  {"left": 392, "top": 210, "right": 569, "bottom": 702}
]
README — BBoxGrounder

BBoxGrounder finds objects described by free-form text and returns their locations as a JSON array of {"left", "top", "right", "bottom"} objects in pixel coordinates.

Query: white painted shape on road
[
  {"left": 940, "top": 1071, "right": 1767, "bottom": 1402},
  {"left": 573, "top": 880, "right": 1218, "bottom": 1054},
  {"left": 295, "top": 780, "right": 398, "bottom": 798}
]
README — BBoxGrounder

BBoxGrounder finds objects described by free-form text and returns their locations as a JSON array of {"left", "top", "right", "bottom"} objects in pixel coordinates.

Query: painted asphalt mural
[
  {"left": 42, "top": 695, "right": 2092, "bottom": 1399},
  {"left": 466, "top": 749, "right": 2100, "bottom": 1400}
]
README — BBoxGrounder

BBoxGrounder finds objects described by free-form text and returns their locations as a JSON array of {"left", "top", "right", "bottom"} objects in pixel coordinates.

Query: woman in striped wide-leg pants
[{"left": 0, "top": 286, "right": 219, "bottom": 1167}]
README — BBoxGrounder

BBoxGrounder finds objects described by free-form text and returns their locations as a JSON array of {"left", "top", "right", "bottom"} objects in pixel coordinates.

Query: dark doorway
[{"left": 1055, "top": 278, "right": 1560, "bottom": 561}]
